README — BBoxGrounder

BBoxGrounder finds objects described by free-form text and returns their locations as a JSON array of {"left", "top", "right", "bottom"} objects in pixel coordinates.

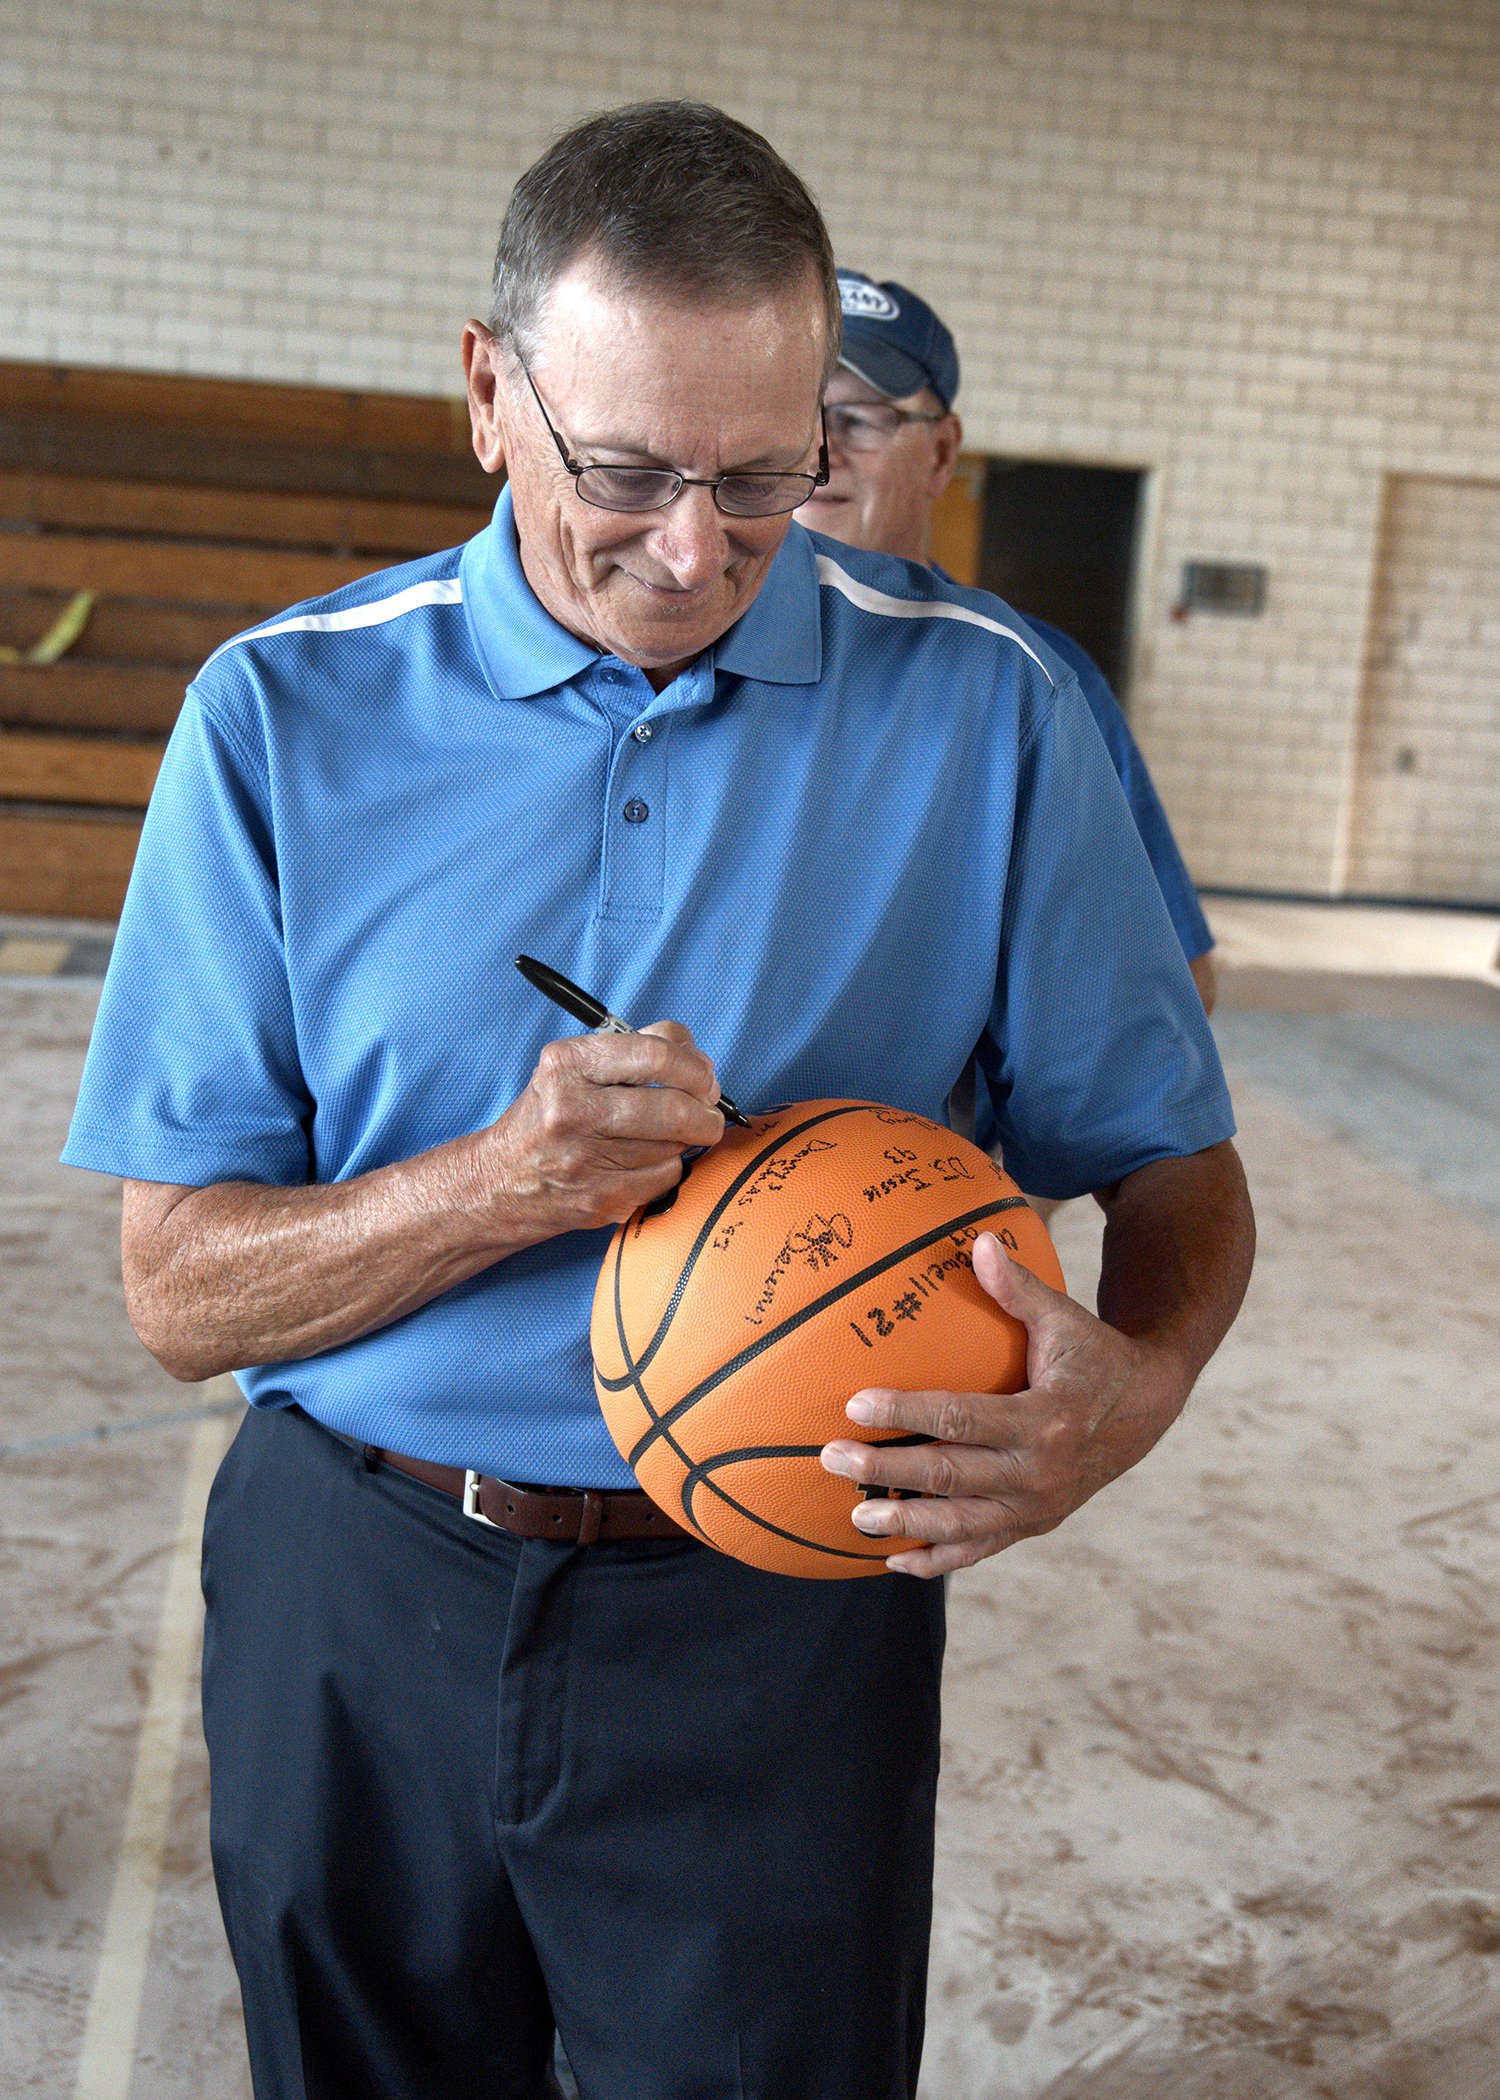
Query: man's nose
[{"left": 650, "top": 484, "right": 732, "bottom": 587}]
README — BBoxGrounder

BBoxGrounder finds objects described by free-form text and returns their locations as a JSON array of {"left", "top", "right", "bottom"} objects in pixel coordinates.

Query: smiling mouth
[
  {"left": 619, "top": 568, "right": 731, "bottom": 605},
  {"left": 633, "top": 577, "right": 715, "bottom": 601}
]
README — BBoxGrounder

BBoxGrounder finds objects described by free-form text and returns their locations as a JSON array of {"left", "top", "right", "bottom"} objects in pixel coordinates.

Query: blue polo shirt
[
  {"left": 928, "top": 570, "right": 1212, "bottom": 967},
  {"left": 63, "top": 490, "right": 1233, "bottom": 1483},
  {"left": 953, "top": 611, "right": 1215, "bottom": 1160},
  {"left": 1022, "top": 618, "right": 1213, "bottom": 965}
]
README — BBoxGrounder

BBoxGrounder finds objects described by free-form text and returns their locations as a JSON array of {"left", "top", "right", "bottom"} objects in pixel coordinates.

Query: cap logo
[{"left": 839, "top": 279, "right": 899, "bottom": 323}]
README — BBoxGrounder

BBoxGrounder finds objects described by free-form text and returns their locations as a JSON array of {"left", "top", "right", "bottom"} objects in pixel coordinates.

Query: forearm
[
  {"left": 123, "top": 1024, "right": 726, "bottom": 1385},
  {"left": 125, "top": 1127, "right": 527, "bottom": 1382},
  {"left": 823, "top": 1143, "right": 1255, "bottom": 1576},
  {"left": 1094, "top": 1138, "right": 1254, "bottom": 1397}
]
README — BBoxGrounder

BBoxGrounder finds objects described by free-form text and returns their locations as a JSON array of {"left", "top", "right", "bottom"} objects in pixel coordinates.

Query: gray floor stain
[
  {"left": 1212, "top": 1005, "right": 1500, "bottom": 1227},
  {"left": 4, "top": 968, "right": 1499, "bottom": 2100}
]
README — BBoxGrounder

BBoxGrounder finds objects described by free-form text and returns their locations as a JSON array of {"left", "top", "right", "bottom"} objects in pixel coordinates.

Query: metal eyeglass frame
[
  {"left": 515, "top": 352, "right": 830, "bottom": 517},
  {"left": 823, "top": 401, "right": 948, "bottom": 449}
]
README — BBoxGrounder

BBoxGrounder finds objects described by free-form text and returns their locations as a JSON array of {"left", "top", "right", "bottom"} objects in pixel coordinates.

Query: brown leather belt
[{"left": 372, "top": 1446, "right": 689, "bottom": 1545}]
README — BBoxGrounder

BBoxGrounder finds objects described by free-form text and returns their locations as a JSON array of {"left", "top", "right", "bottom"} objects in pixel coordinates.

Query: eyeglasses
[
  {"left": 823, "top": 401, "right": 946, "bottom": 452},
  {"left": 516, "top": 354, "right": 830, "bottom": 518}
]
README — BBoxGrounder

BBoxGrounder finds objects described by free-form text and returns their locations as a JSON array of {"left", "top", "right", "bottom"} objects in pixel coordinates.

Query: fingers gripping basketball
[{"left": 590, "top": 1100, "right": 1064, "bottom": 1579}]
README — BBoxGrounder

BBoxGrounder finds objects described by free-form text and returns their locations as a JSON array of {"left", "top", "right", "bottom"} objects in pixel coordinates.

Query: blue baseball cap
[{"left": 835, "top": 270, "right": 960, "bottom": 409}]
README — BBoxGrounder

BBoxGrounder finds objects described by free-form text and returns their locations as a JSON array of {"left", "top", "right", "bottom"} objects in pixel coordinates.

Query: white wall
[{"left": 5, "top": 0, "right": 1499, "bottom": 894}]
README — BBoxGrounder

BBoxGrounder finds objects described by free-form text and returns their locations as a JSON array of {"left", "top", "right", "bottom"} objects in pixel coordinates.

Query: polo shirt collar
[
  {"left": 712, "top": 522, "right": 821, "bottom": 686},
  {"left": 460, "top": 485, "right": 822, "bottom": 699},
  {"left": 458, "top": 485, "right": 596, "bottom": 700}
]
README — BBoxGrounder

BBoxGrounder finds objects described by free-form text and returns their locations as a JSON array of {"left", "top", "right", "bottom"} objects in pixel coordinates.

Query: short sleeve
[
  {"left": 1036, "top": 630, "right": 1214, "bottom": 964},
  {"left": 61, "top": 685, "right": 313, "bottom": 1187},
  {"left": 977, "top": 673, "right": 1234, "bottom": 1199}
]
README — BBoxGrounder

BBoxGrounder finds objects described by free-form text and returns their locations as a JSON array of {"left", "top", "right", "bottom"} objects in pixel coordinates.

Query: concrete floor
[{"left": 2, "top": 913, "right": 1498, "bottom": 2099}]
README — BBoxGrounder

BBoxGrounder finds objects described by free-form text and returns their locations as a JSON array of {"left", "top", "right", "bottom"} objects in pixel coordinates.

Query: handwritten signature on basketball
[
  {"left": 743, "top": 1211, "right": 856, "bottom": 1328},
  {"left": 710, "top": 1136, "right": 838, "bottom": 1253},
  {"left": 862, "top": 1144, "right": 975, "bottom": 1205}
]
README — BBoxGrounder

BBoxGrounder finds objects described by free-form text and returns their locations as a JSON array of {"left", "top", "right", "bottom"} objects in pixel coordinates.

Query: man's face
[
  {"left": 465, "top": 263, "right": 829, "bottom": 680},
  {"left": 800, "top": 365, "right": 962, "bottom": 564}
]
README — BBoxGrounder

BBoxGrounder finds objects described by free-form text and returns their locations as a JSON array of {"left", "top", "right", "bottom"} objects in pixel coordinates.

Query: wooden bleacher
[
  {"left": 0, "top": 362, "right": 495, "bottom": 918},
  {"left": 0, "top": 361, "right": 988, "bottom": 921}
]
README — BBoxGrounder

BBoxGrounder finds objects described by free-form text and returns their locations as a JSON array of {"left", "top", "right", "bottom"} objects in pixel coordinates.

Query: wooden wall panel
[
  {"left": 0, "top": 359, "right": 493, "bottom": 918},
  {"left": 1346, "top": 474, "right": 1500, "bottom": 904},
  {"left": 0, "top": 409, "right": 498, "bottom": 506},
  {"left": 0, "top": 359, "right": 474, "bottom": 456},
  {"left": 0, "top": 468, "right": 487, "bottom": 558},
  {"left": 0, "top": 590, "right": 247, "bottom": 669},
  {"left": 928, "top": 457, "right": 987, "bottom": 587},
  {"left": 0, "top": 663, "right": 185, "bottom": 734},
  {"left": 0, "top": 807, "right": 142, "bottom": 919},
  {"left": 0, "top": 533, "right": 378, "bottom": 608},
  {"left": 0, "top": 731, "right": 162, "bottom": 807}
]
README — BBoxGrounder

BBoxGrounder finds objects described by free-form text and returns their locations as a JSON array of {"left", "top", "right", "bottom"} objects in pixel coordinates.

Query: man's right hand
[
  {"left": 122, "top": 1020, "right": 728, "bottom": 1383},
  {"left": 479, "top": 1019, "right": 727, "bottom": 1237}
]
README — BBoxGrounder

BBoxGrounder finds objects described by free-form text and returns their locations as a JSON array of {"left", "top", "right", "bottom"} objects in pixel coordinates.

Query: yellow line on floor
[{"left": 71, "top": 1386, "right": 239, "bottom": 2100}]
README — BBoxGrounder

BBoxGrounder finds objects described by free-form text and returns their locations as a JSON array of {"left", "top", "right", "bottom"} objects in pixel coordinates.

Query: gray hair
[{"left": 489, "top": 101, "right": 841, "bottom": 375}]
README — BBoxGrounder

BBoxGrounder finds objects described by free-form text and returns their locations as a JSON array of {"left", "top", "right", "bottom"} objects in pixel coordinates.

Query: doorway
[
  {"left": 979, "top": 460, "right": 1145, "bottom": 704},
  {"left": 926, "top": 456, "right": 1146, "bottom": 704}
]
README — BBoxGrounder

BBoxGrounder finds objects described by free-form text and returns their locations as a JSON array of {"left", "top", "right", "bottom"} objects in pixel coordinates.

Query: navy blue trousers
[{"left": 201, "top": 1405, "right": 947, "bottom": 2100}]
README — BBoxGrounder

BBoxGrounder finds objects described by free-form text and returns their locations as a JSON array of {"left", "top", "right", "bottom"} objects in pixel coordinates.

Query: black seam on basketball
[
  {"left": 608, "top": 1217, "right": 713, "bottom": 1541},
  {"left": 626, "top": 1196, "right": 1031, "bottom": 1470},
  {"left": 681, "top": 1444, "right": 889, "bottom": 1562},
  {"left": 608, "top": 1226, "right": 935, "bottom": 1557},
  {"left": 601, "top": 1102, "right": 876, "bottom": 1394},
  {"left": 682, "top": 1433, "right": 931, "bottom": 1553},
  {"left": 600, "top": 1102, "right": 1001, "bottom": 1396},
  {"left": 598, "top": 1114, "right": 1031, "bottom": 1555}
]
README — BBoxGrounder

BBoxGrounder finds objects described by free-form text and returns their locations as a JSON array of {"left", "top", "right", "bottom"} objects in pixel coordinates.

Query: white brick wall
[{"left": 4, "top": 0, "right": 1499, "bottom": 896}]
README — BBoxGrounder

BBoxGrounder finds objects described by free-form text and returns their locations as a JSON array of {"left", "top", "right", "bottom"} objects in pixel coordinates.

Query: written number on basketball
[{"left": 846, "top": 1226, "right": 1019, "bottom": 1350}]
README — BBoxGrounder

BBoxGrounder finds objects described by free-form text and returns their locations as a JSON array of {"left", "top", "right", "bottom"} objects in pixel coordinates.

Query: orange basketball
[{"left": 591, "top": 1099, "right": 1064, "bottom": 1579}]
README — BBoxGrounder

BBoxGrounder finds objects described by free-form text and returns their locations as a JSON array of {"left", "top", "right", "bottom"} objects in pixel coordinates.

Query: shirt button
[
  {"left": 622, "top": 799, "right": 650, "bottom": 824},
  {"left": 632, "top": 722, "right": 654, "bottom": 742}
]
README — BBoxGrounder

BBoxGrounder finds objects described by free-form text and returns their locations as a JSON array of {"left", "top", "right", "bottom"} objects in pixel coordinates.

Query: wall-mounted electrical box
[{"left": 1179, "top": 561, "right": 1268, "bottom": 616}]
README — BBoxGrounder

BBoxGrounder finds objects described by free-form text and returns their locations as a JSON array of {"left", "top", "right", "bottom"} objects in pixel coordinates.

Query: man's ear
[
  {"left": 927, "top": 412, "right": 964, "bottom": 502},
  {"left": 460, "top": 321, "right": 507, "bottom": 477}
]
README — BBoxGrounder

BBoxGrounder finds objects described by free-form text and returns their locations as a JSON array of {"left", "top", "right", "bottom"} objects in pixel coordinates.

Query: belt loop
[{"left": 577, "top": 1489, "right": 604, "bottom": 1546}]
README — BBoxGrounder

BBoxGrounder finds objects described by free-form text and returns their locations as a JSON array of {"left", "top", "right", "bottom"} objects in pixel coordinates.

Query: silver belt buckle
[{"left": 462, "top": 1469, "right": 504, "bottom": 1529}]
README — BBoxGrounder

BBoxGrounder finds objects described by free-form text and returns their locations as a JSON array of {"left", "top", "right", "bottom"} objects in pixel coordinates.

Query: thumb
[{"left": 972, "top": 1229, "right": 1067, "bottom": 1332}]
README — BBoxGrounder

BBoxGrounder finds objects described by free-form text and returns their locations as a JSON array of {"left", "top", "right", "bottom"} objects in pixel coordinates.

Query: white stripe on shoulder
[
  {"left": 202, "top": 577, "right": 464, "bottom": 674},
  {"left": 813, "top": 555, "right": 1054, "bottom": 685}
]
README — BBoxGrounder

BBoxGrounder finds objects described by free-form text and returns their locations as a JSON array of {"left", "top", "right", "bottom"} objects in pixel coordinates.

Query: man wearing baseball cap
[{"left": 807, "top": 270, "right": 1216, "bottom": 1017}]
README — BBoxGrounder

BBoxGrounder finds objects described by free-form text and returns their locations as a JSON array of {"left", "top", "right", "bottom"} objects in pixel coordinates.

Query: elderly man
[
  {"left": 65, "top": 102, "right": 1252, "bottom": 2100},
  {"left": 808, "top": 268, "right": 1217, "bottom": 1017}
]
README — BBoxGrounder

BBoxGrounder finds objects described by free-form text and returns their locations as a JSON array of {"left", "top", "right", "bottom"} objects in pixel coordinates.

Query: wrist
[
  {"left": 440, "top": 1121, "right": 534, "bottom": 1257},
  {"left": 1121, "top": 1326, "right": 1199, "bottom": 1414}
]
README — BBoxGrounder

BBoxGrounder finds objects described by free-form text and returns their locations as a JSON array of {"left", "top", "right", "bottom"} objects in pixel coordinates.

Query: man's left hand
[{"left": 818, "top": 1230, "right": 1193, "bottom": 1579}]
